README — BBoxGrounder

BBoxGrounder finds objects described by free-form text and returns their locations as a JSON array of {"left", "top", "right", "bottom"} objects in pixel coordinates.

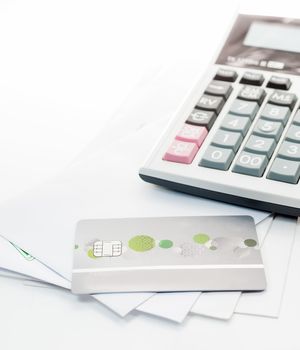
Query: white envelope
[
  {"left": 235, "top": 215, "right": 297, "bottom": 318},
  {"left": 190, "top": 215, "right": 274, "bottom": 320}
]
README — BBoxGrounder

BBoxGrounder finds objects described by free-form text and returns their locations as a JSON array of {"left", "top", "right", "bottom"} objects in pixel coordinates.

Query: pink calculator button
[
  {"left": 163, "top": 140, "right": 198, "bottom": 164},
  {"left": 176, "top": 123, "right": 208, "bottom": 147}
]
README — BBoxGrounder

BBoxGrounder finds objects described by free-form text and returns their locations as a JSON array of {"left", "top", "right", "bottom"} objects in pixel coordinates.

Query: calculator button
[
  {"left": 163, "top": 140, "right": 198, "bottom": 164},
  {"left": 285, "top": 125, "right": 300, "bottom": 143},
  {"left": 292, "top": 110, "right": 300, "bottom": 126},
  {"left": 267, "top": 76, "right": 291, "bottom": 90},
  {"left": 186, "top": 109, "right": 217, "bottom": 130},
  {"left": 196, "top": 94, "right": 224, "bottom": 114},
  {"left": 240, "top": 72, "right": 264, "bottom": 86},
  {"left": 268, "top": 91, "right": 297, "bottom": 109},
  {"left": 214, "top": 69, "right": 237, "bottom": 82},
  {"left": 244, "top": 135, "right": 276, "bottom": 158},
  {"left": 220, "top": 114, "right": 251, "bottom": 136},
  {"left": 200, "top": 146, "right": 234, "bottom": 170},
  {"left": 277, "top": 141, "right": 300, "bottom": 161},
  {"left": 252, "top": 119, "right": 283, "bottom": 141},
  {"left": 238, "top": 86, "right": 266, "bottom": 105},
  {"left": 211, "top": 130, "right": 243, "bottom": 152},
  {"left": 176, "top": 123, "right": 208, "bottom": 147},
  {"left": 260, "top": 104, "right": 290, "bottom": 125},
  {"left": 233, "top": 152, "right": 268, "bottom": 177},
  {"left": 267, "top": 158, "right": 300, "bottom": 184},
  {"left": 205, "top": 80, "right": 233, "bottom": 99},
  {"left": 229, "top": 99, "right": 259, "bottom": 119}
]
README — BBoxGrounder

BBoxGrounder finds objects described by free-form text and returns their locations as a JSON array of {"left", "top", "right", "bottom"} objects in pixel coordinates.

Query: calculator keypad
[{"left": 163, "top": 68, "right": 300, "bottom": 184}]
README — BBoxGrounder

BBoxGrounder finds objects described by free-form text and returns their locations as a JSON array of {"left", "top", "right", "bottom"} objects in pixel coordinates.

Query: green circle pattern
[
  {"left": 159, "top": 240, "right": 173, "bottom": 249},
  {"left": 193, "top": 233, "right": 210, "bottom": 244},
  {"left": 87, "top": 248, "right": 97, "bottom": 259},
  {"left": 244, "top": 239, "right": 257, "bottom": 247},
  {"left": 128, "top": 235, "right": 155, "bottom": 252}
]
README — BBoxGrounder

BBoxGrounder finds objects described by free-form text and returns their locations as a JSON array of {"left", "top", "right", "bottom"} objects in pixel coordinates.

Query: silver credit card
[{"left": 72, "top": 216, "right": 266, "bottom": 294}]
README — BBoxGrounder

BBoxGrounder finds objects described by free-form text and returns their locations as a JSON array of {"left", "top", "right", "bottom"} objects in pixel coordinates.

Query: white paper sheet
[
  {"left": 0, "top": 235, "right": 70, "bottom": 289},
  {"left": 190, "top": 215, "right": 274, "bottom": 320},
  {"left": 136, "top": 292, "right": 200, "bottom": 323},
  {"left": 235, "top": 215, "right": 297, "bottom": 318}
]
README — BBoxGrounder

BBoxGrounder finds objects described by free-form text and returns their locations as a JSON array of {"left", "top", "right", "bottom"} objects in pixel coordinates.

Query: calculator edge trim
[{"left": 139, "top": 173, "right": 299, "bottom": 217}]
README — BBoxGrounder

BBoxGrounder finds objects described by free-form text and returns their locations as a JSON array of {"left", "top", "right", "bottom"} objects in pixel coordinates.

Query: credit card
[{"left": 72, "top": 216, "right": 266, "bottom": 294}]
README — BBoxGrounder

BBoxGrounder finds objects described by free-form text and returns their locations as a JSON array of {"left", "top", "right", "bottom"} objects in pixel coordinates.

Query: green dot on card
[
  {"left": 244, "top": 239, "right": 257, "bottom": 247},
  {"left": 193, "top": 233, "right": 210, "bottom": 244},
  {"left": 128, "top": 235, "right": 155, "bottom": 252},
  {"left": 159, "top": 240, "right": 173, "bottom": 249},
  {"left": 87, "top": 248, "right": 97, "bottom": 259}
]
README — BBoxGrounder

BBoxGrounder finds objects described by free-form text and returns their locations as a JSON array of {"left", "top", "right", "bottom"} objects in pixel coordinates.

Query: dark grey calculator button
[
  {"left": 267, "top": 158, "right": 300, "bottom": 184},
  {"left": 214, "top": 69, "right": 237, "bottom": 82},
  {"left": 285, "top": 125, "right": 300, "bottom": 143},
  {"left": 205, "top": 80, "right": 233, "bottom": 99},
  {"left": 277, "top": 141, "right": 300, "bottom": 161},
  {"left": 292, "top": 110, "right": 300, "bottom": 126},
  {"left": 267, "top": 76, "right": 291, "bottom": 90},
  {"left": 229, "top": 99, "right": 259, "bottom": 119},
  {"left": 268, "top": 91, "right": 297, "bottom": 109},
  {"left": 220, "top": 114, "right": 251, "bottom": 136},
  {"left": 238, "top": 86, "right": 266, "bottom": 105},
  {"left": 196, "top": 94, "right": 224, "bottom": 114},
  {"left": 211, "top": 130, "right": 243, "bottom": 152},
  {"left": 252, "top": 119, "right": 283, "bottom": 141},
  {"left": 200, "top": 146, "right": 234, "bottom": 170},
  {"left": 233, "top": 152, "right": 268, "bottom": 177},
  {"left": 186, "top": 109, "right": 217, "bottom": 130},
  {"left": 240, "top": 72, "right": 264, "bottom": 86},
  {"left": 260, "top": 104, "right": 290, "bottom": 125},
  {"left": 244, "top": 135, "right": 276, "bottom": 158}
]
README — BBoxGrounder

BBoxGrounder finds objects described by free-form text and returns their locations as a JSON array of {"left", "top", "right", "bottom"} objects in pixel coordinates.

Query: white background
[{"left": 0, "top": 0, "right": 300, "bottom": 349}]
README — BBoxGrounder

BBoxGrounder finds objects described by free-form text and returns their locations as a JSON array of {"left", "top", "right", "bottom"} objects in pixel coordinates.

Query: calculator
[{"left": 139, "top": 14, "right": 300, "bottom": 216}]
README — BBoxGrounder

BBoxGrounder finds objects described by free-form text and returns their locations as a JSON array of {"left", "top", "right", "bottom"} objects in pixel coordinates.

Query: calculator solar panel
[{"left": 139, "top": 14, "right": 300, "bottom": 216}]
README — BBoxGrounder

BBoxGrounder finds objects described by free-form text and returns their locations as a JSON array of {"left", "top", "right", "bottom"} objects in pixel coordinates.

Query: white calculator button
[
  {"left": 211, "top": 130, "right": 242, "bottom": 152},
  {"left": 277, "top": 141, "right": 300, "bottom": 161},
  {"left": 267, "top": 158, "right": 300, "bottom": 184},
  {"left": 220, "top": 114, "right": 251, "bottom": 136},
  {"left": 200, "top": 146, "right": 234, "bottom": 170},
  {"left": 260, "top": 104, "right": 290, "bottom": 125},
  {"left": 253, "top": 119, "right": 283, "bottom": 141},
  {"left": 233, "top": 151, "right": 268, "bottom": 177},
  {"left": 229, "top": 99, "right": 259, "bottom": 119},
  {"left": 285, "top": 125, "right": 300, "bottom": 143},
  {"left": 244, "top": 135, "right": 276, "bottom": 158}
]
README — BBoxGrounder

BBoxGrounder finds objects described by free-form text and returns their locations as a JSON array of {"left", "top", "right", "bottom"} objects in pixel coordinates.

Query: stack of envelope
[{"left": 0, "top": 63, "right": 298, "bottom": 323}]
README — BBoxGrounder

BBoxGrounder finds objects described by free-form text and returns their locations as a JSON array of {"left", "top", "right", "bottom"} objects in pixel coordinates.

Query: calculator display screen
[
  {"left": 216, "top": 14, "right": 300, "bottom": 76},
  {"left": 244, "top": 22, "right": 300, "bottom": 54}
]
